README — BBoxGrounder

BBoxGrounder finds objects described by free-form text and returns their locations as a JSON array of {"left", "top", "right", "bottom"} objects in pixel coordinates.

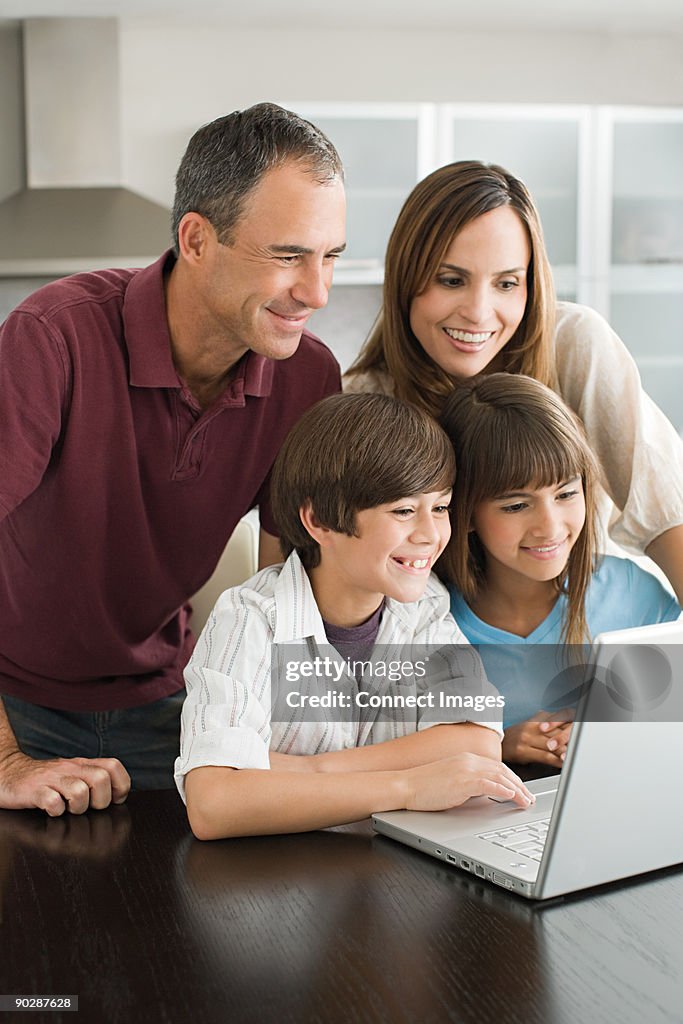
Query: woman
[{"left": 344, "top": 160, "right": 683, "bottom": 600}]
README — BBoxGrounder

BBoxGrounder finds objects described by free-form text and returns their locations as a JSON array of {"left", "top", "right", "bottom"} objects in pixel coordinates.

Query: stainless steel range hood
[{"left": 0, "top": 18, "right": 172, "bottom": 277}]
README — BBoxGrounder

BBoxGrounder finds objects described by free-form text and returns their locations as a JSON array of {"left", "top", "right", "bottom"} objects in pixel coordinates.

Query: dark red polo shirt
[{"left": 0, "top": 251, "right": 340, "bottom": 710}]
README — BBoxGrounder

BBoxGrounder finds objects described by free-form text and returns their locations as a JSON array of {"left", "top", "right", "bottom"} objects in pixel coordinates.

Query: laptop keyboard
[{"left": 477, "top": 818, "right": 550, "bottom": 862}]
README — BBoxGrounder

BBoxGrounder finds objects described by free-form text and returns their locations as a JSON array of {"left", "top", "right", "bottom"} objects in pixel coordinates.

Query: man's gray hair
[{"left": 171, "top": 102, "right": 344, "bottom": 252}]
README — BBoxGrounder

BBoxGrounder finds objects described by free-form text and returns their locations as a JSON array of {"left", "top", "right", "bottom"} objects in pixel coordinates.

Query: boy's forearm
[
  {"left": 185, "top": 742, "right": 533, "bottom": 839},
  {"left": 303, "top": 722, "right": 501, "bottom": 774},
  {"left": 185, "top": 764, "right": 408, "bottom": 839}
]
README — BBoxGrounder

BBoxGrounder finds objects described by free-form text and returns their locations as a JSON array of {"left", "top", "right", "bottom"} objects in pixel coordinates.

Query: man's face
[{"left": 195, "top": 161, "right": 346, "bottom": 362}]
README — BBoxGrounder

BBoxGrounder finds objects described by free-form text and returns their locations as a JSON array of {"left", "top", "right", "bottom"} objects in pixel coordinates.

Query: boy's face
[{"left": 313, "top": 489, "right": 452, "bottom": 625}]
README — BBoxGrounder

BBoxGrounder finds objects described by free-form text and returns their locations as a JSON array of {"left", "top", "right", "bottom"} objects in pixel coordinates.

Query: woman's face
[{"left": 409, "top": 206, "right": 531, "bottom": 379}]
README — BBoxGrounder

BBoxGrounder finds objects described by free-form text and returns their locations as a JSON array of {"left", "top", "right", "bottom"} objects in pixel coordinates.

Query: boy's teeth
[{"left": 444, "top": 328, "right": 493, "bottom": 343}]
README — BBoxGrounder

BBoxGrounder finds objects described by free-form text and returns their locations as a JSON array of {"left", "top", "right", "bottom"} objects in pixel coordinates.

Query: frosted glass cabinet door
[
  {"left": 610, "top": 288, "right": 683, "bottom": 430},
  {"left": 611, "top": 121, "right": 683, "bottom": 265},
  {"left": 439, "top": 107, "right": 585, "bottom": 300},
  {"left": 609, "top": 114, "right": 683, "bottom": 431},
  {"left": 288, "top": 106, "right": 429, "bottom": 277}
]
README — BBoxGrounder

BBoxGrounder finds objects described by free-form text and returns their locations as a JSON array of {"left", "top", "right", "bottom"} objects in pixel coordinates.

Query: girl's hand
[
  {"left": 403, "top": 753, "right": 535, "bottom": 811},
  {"left": 502, "top": 710, "right": 574, "bottom": 767}
]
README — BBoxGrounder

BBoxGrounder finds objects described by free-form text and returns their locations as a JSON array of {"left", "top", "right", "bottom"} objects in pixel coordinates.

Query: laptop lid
[
  {"left": 536, "top": 618, "right": 683, "bottom": 898},
  {"left": 373, "top": 618, "right": 683, "bottom": 899}
]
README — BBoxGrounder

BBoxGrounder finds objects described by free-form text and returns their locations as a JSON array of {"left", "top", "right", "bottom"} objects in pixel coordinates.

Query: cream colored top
[{"left": 343, "top": 301, "right": 683, "bottom": 555}]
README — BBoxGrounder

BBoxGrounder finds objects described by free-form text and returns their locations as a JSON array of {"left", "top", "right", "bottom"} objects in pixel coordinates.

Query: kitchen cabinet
[
  {"left": 438, "top": 104, "right": 592, "bottom": 302},
  {"left": 599, "top": 108, "right": 683, "bottom": 430},
  {"left": 286, "top": 103, "right": 437, "bottom": 282}
]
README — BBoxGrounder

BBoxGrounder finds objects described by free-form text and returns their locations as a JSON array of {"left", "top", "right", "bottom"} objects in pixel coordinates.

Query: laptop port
[
  {"left": 460, "top": 859, "right": 470, "bottom": 870},
  {"left": 475, "top": 864, "right": 485, "bottom": 878},
  {"left": 446, "top": 854, "right": 457, "bottom": 863}
]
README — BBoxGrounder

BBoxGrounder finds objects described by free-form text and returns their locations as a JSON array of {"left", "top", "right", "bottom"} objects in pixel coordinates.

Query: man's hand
[
  {"left": 502, "top": 710, "right": 573, "bottom": 768},
  {"left": 403, "top": 752, "right": 535, "bottom": 812},
  {"left": 0, "top": 751, "right": 131, "bottom": 816}
]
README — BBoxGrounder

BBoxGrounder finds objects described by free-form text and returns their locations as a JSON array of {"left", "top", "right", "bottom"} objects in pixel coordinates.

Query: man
[{"left": 0, "top": 103, "right": 346, "bottom": 815}]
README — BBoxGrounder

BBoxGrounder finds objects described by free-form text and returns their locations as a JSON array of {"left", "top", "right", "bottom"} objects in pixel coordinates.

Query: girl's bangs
[{"left": 475, "top": 417, "right": 587, "bottom": 502}]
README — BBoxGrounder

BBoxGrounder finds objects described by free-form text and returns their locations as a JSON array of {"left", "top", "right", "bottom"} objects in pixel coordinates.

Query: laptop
[{"left": 372, "top": 619, "right": 683, "bottom": 899}]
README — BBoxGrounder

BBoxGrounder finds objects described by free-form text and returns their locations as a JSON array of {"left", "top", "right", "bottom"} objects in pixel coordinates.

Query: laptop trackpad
[{"left": 489, "top": 777, "right": 560, "bottom": 803}]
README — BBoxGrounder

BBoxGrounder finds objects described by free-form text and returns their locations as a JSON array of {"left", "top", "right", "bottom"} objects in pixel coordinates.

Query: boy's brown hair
[{"left": 271, "top": 393, "right": 455, "bottom": 569}]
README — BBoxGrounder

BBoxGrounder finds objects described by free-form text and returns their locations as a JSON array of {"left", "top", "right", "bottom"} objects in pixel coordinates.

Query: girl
[
  {"left": 344, "top": 160, "right": 683, "bottom": 604},
  {"left": 438, "top": 373, "right": 680, "bottom": 769}
]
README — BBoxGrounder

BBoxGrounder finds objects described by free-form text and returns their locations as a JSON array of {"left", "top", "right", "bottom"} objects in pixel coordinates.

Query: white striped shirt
[{"left": 175, "top": 550, "right": 502, "bottom": 800}]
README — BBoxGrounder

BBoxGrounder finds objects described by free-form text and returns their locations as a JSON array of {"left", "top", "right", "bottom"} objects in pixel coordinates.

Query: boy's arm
[
  {"left": 185, "top": 753, "right": 533, "bottom": 840},
  {"left": 180, "top": 574, "right": 529, "bottom": 839},
  {"left": 270, "top": 721, "right": 500, "bottom": 774}
]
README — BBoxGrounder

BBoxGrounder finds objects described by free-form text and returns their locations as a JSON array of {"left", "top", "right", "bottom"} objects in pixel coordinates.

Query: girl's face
[
  {"left": 471, "top": 477, "right": 586, "bottom": 589},
  {"left": 409, "top": 206, "right": 530, "bottom": 379}
]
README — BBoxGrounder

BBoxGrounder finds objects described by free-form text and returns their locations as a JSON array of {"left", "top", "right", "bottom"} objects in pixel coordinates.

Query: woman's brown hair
[
  {"left": 346, "top": 161, "right": 557, "bottom": 418},
  {"left": 438, "top": 374, "right": 600, "bottom": 646}
]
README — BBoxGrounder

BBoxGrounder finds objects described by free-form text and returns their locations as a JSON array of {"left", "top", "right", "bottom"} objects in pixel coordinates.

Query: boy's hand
[
  {"left": 502, "top": 711, "right": 573, "bottom": 768},
  {"left": 402, "top": 753, "right": 535, "bottom": 812}
]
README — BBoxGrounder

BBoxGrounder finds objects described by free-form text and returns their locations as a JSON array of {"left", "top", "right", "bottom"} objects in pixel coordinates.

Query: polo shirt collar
[
  {"left": 123, "top": 248, "right": 274, "bottom": 397},
  {"left": 124, "top": 251, "right": 179, "bottom": 388},
  {"left": 231, "top": 349, "right": 274, "bottom": 399}
]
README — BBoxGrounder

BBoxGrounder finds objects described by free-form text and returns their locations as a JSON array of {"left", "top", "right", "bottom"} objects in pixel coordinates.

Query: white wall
[
  {"left": 0, "top": 23, "right": 23, "bottom": 202},
  {"left": 119, "top": 22, "right": 683, "bottom": 204},
  {"left": 2, "top": 18, "right": 682, "bottom": 368}
]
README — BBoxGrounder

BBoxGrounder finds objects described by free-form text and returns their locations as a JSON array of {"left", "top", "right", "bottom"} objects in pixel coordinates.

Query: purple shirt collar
[{"left": 123, "top": 249, "right": 274, "bottom": 398}]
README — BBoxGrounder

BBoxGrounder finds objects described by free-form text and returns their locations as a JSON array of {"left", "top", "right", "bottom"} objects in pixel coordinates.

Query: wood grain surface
[{"left": 0, "top": 790, "right": 681, "bottom": 1024}]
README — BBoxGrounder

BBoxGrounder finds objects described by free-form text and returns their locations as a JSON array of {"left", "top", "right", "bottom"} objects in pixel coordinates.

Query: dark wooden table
[{"left": 1, "top": 789, "right": 682, "bottom": 1024}]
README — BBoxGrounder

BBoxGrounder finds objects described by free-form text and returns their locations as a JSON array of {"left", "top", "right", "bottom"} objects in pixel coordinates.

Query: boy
[{"left": 175, "top": 394, "right": 533, "bottom": 838}]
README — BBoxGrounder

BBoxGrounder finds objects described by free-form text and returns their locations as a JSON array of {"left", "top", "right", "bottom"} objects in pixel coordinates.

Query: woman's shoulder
[
  {"left": 342, "top": 366, "right": 395, "bottom": 396},
  {"left": 553, "top": 300, "right": 615, "bottom": 349},
  {"left": 552, "top": 301, "right": 634, "bottom": 397}
]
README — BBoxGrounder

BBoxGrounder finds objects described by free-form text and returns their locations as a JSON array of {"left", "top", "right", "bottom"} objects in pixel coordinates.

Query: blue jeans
[{"left": 1, "top": 690, "right": 185, "bottom": 790}]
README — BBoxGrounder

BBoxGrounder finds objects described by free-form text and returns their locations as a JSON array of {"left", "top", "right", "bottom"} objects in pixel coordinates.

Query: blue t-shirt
[{"left": 448, "top": 556, "right": 681, "bottom": 727}]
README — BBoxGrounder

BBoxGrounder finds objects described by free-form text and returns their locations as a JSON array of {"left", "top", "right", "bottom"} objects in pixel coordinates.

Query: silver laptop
[{"left": 372, "top": 619, "right": 683, "bottom": 899}]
